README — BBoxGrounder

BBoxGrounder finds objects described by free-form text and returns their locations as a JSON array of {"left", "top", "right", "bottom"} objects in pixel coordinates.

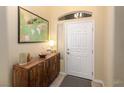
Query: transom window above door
[{"left": 58, "top": 11, "right": 92, "bottom": 21}]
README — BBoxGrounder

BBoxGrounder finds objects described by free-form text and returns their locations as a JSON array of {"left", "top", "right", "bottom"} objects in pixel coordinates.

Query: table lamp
[{"left": 48, "top": 40, "right": 55, "bottom": 53}]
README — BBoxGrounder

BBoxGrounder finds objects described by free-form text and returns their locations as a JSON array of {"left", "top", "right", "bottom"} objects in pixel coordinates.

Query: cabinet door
[
  {"left": 47, "top": 54, "right": 60, "bottom": 85},
  {"left": 13, "top": 66, "right": 28, "bottom": 87},
  {"left": 50, "top": 56, "right": 56, "bottom": 82},
  {"left": 43, "top": 61, "right": 49, "bottom": 87},
  {"left": 54, "top": 55, "right": 58, "bottom": 77},
  {"left": 29, "top": 65, "right": 40, "bottom": 87},
  {"left": 38, "top": 62, "right": 44, "bottom": 87},
  {"left": 57, "top": 53, "right": 60, "bottom": 75},
  {"left": 47, "top": 59, "right": 52, "bottom": 85}
]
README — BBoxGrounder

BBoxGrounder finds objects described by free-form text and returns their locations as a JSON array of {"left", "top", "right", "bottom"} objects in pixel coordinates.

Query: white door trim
[{"left": 63, "top": 19, "right": 95, "bottom": 80}]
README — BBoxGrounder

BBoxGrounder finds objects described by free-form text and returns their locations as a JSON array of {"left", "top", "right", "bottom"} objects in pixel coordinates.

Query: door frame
[{"left": 63, "top": 19, "right": 95, "bottom": 80}]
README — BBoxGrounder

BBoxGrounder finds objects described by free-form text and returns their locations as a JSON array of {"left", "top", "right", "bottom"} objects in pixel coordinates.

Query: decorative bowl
[{"left": 39, "top": 54, "right": 46, "bottom": 58}]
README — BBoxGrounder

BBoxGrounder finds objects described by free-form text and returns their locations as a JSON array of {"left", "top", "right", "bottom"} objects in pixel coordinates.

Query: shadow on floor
[{"left": 60, "top": 75, "right": 92, "bottom": 87}]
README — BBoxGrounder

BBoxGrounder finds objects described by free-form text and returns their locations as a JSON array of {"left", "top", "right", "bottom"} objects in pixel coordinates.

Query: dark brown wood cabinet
[{"left": 12, "top": 53, "right": 60, "bottom": 87}]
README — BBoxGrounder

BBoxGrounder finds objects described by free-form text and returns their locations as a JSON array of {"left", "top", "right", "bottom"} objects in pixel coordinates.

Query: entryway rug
[{"left": 60, "top": 75, "right": 92, "bottom": 87}]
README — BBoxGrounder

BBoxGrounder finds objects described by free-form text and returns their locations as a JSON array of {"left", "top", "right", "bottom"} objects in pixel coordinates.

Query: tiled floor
[
  {"left": 50, "top": 73, "right": 67, "bottom": 87},
  {"left": 60, "top": 75, "right": 91, "bottom": 87},
  {"left": 50, "top": 73, "right": 103, "bottom": 87}
]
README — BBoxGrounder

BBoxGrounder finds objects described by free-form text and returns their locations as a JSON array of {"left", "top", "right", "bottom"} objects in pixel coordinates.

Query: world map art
[{"left": 18, "top": 7, "right": 49, "bottom": 43}]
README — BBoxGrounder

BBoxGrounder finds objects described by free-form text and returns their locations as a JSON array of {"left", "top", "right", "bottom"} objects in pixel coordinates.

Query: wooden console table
[{"left": 12, "top": 53, "right": 60, "bottom": 87}]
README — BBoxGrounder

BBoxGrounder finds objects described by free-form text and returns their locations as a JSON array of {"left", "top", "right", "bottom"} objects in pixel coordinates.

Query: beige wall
[
  {"left": 114, "top": 6, "right": 124, "bottom": 86},
  {"left": 104, "top": 7, "right": 114, "bottom": 86},
  {"left": 0, "top": 7, "right": 9, "bottom": 86},
  {"left": 0, "top": 6, "right": 50, "bottom": 86},
  {"left": 49, "top": 6, "right": 107, "bottom": 85}
]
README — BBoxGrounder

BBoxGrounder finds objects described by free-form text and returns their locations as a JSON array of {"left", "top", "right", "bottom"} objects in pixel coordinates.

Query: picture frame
[{"left": 18, "top": 6, "right": 49, "bottom": 43}]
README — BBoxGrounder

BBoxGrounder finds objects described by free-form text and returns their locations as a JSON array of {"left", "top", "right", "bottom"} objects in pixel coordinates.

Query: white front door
[{"left": 65, "top": 20, "right": 94, "bottom": 80}]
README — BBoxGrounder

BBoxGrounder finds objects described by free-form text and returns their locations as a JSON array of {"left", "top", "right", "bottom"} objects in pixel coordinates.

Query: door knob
[
  {"left": 67, "top": 49, "right": 69, "bottom": 51},
  {"left": 66, "top": 52, "right": 70, "bottom": 55}
]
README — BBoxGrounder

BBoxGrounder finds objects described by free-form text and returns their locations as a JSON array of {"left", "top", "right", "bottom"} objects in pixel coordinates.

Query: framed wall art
[{"left": 18, "top": 6, "right": 49, "bottom": 43}]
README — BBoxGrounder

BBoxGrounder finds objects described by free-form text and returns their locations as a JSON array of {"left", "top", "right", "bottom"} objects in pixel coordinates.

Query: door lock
[{"left": 66, "top": 52, "right": 70, "bottom": 55}]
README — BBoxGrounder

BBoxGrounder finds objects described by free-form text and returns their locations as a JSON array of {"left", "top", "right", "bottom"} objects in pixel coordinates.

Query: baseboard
[
  {"left": 114, "top": 80, "right": 124, "bottom": 87},
  {"left": 92, "top": 79, "right": 104, "bottom": 87},
  {"left": 114, "top": 83, "right": 124, "bottom": 87},
  {"left": 59, "top": 72, "right": 67, "bottom": 76},
  {"left": 0, "top": 84, "right": 10, "bottom": 87}
]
